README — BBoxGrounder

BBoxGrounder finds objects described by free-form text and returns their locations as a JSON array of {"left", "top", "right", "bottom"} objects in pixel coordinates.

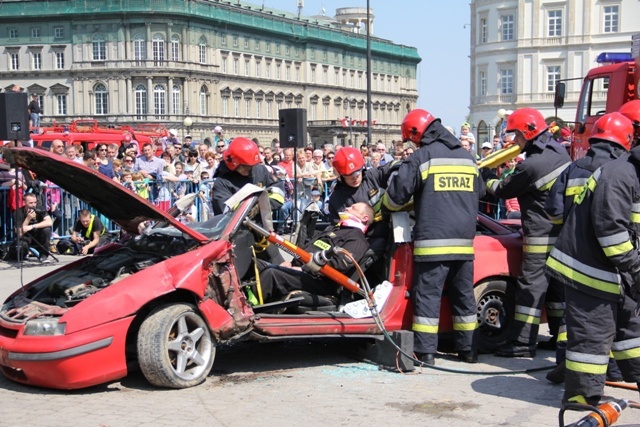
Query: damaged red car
[{"left": 0, "top": 147, "right": 522, "bottom": 390}]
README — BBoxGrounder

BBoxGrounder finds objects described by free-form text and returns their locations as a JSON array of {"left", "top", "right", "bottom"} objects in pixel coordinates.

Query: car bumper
[{"left": 0, "top": 316, "right": 134, "bottom": 389}]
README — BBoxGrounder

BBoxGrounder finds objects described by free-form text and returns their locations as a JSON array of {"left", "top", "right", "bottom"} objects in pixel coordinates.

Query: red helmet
[
  {"left": 590, "top": 112, "right": 634, "bottom": 150},
  {"left": 333, "top": 147, "right": 364, "bottom": 175},
  {"left": 619, "top": 100, "right": 640, "bottom": 130},
  {"left": 224, "top": 137, "right": 261, "bottom": 171},
  {"left": 505, "top": 108, "right": 548, "bottom": 140},
  {"left": 401, "top": 109, "right": 438, "bottom": 144}
]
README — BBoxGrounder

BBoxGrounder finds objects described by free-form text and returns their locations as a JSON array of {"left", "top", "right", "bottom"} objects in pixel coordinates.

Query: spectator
[
  {"left": 96, "top": 143, "right": 114, "bottom": 178},
  {"left": 197, "top": 143, "right": 209, "bottom": 165},
  {"left": 278, "top": 147, "right": 295, "bottom": 177},
  {"left": 161, "top": 129, "right": 180, "bottom": 151},
  {"left": 493, "top": 134, "right": 502, "bottom": 151},
  {"left": 481, "top": 141, "right": 493, "bottom": 158},
  {"left": 131, "top": 171, "right": 150, "bottom": 200},
  {"left": 65, "top": 145, "right": 83, "bottom": 164},
  {"left": 403, "top": 147, "right": 415, "bottom": 159},
  {"left": 134, "top": 143, "right": 165, "bottom": 180},
  {"left": 106, "top": 143, "right": 119, "bottom": 161},
  {"left": 82, "top": 149, "right": 99, "bottom": 171},
  {"left": 393, "top": 148, "right": 404, "bottom": 161},
  {"left": 160, "top": 151, "right": 176, "bottom": 176},
  {"left": 28, "top": 94, "right": 41, "bottom": 128},
  {"left": 370, "top": 151, "right": 381, "bottom": 168},
  {"left": 16, "top": 192, "right": 53, "bottom": 262},
  {"left": 171, "top": 162, "right": 187, "bottom": 200},
  {"left": 304, "top": 146, "right": 313, "bottom": 163},
  {"left": 50, "top": 139, "right": 65, "bottom": 156},
  {"left": 460, "top": 122, "right": 476, "bottom": 153},
  {"left": 184, "top": 149, "right": 202, "bottom": 181},
  {"left": 202, "top": 152, "right": 218, "bottom": 178},
  {"left": 263, "top": 146, "right": 278, "bottom": 166},
  {"left": 376, "top": 142, "right": 394, "bottom": 165}
]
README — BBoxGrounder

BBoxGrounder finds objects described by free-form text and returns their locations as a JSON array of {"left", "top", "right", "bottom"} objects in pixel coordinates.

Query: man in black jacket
[{"left": 258, "top": 203, "right": 373, "bottom": 302}]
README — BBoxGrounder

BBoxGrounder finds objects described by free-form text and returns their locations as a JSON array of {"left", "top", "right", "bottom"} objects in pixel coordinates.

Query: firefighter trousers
[
  {"left": 412, "top": 260, "right": 477, "bottom": 354},
  {"left": 257, "top": 260, "right": 339, "bottom": 302},
  {"left": 564, "top": 285, "right": 640, "bottom": 401},
  {"left": 510, "top": 252, "right": 564, "bottom": 345}
]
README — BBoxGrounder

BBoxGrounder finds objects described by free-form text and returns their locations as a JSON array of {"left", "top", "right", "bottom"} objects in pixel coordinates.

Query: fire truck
[{"left": 554, "top": 33, "right": 640, "bottom": 160}]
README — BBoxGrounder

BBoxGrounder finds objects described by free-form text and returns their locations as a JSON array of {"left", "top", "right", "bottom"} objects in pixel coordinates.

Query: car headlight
[{"left": 23, "top": 318, "right": 66, "bottom": 336}]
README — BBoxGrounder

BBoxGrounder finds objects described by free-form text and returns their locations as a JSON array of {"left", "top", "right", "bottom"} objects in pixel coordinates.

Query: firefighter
[
  {"left": 619, "top": 99, "right": 640, "bottom": 147},
  {"left": 486, "top": 108, "right": 571, "bottom": 357},
  {"left": 545, "top": 113, "right": 640, "bottom": 406},
  {"left": 383, "top": 109, "right": 483, "bottom": 365},
  {"left": 543, "top": 113, "right": 631, "bottom": 384},
  {"left": 212, "top": 137, "right": 286, "bottom": 264},
  {"left": 211, "top": 137, "right": 285, "bottom": 215},
  {"left": 327, "top": 146, "right": 397, "bottom": 259}
]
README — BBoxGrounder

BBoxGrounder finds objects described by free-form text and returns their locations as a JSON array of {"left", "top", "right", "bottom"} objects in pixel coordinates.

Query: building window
[
  {"left": 32, "top": 52, "right": 41, "bottom": 70},
  {"left": 255, "top": 61, "right": 261, "bottom": 77},
  {"left": 171, "top": 35, "right": 180, "bottom": 61},
  {"left": 10, "top": 53, "right": 19, "bottom": 71},
  {"left": 93, "top": 34, "right": 106, "bottom": 61},
  {"left": 222, "top": 97, "right": 229, "bottom": 117},
  {"left": 479, "top": 71, "right": 486, "bottom": 96},
  {"left": 198, "top": 36, "right": 207, "bottom": 64},
  {"left": 9, "top": 29, "right": 18, "bottom": 39},
  {"left": 94, "top": 83, "right": 108, "bottom": 115},
  {"left": 265, "top": 61, "right": 271, "bottom": 79},
  {"left": 285, "top": 63, "right": 291, "bottom": 81},
  {"left": 548, "top": 10, "right": 562, "bottom": 37},
  {"left": 221, "top": 56, "right": 228, "bottom": 73},
  {"left": 172, "top": 85, "right": 181, "bottom": 115},
  {"left": 310, "top": 102, "right": 317, "bottom": 120},
  {"left": 603, "top": 5, "right": 619, "bottom": 33},
  {"left": 266, "top": 42, "right": 270, "bottom": 53},
  {"left": 500, "top": 69, "right": 513, "bottom": 94},
  {"left": 220, "top": 32, "right": 227, "bottom": 46},
  {"left": 233, "top": 98, "right": 240, "bottom": 117},
  {"left": 233, "top": 57, "right": 239, "bottom": 75},
  {"left": 285, "top": 46, "right": 290, "bottom": 55},
  {"left": 323, "top": 103, "right": 329, "bottom": 120},
  {"left": 134, "top": 33, "right": 146, "bottom": 63},
  {"left": 501, "top": 15, "right": 514, "bottom": 41},
  {"left": 153, "top": 34, "right": 165, "bottom": 65},
  {"left": 245, "top": 59, "right": 250, "bottom": 77},
  {"left": 275, "top": 44, "right": 280, "bottom": 54},
  {"left": 244, "top": 38, "right": 249, "bottom": 49},
  {"left": 310, "top": 65, "right": 316, "bottom": 83},
  {"left": 255, "top": 39, "right": 260, "bottom": 51},
  {"left": 547, "top": 65, "right": 561, "bottom": 92},
  {"left": 55, "top": 51, "right": 65, "bottom": 69},
  {"left": 275, "top": 62, "right": 281, "bottom": 80},
  {"left": 232, "top": 35, "right": 238, "bottom": 47},
  {"left": 135, "top": 84, "right": 147, "bottom": 119},
  {"left": 266, "top": 100, "right": 272, "bottom": 119},
  {"left": 480, "top": 18, "right": 487, "bottom": 44},
  {"left": 199, "top": 86, "right": 207, "bottom": 115},
  {"left": 245, "top": 99, "right": 251, "bottom": 118},
  {"left": 154, "top": 85, "right": 166, "bottom": 119},
  {"left": 31, "top": 28, "right": 41, "bottom": 38},
  {"left": 56, "top": 94, "right": 67, "bottom": 115},
  {"left": 256, "top": 100, "right": 262, "bottom": 119},
  {"left": 54, "top": 27, "right": 64, "bottom": 39}
]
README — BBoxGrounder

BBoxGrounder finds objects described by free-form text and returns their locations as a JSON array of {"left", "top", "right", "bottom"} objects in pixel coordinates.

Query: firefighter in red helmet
[
  {"left": 543, "top": 112, "right": 632, "bottom": 384},
  {"left": 545, "top": 112, "right": 640, "bottom": 406},
  {"left": 383, "top": 108, "right": 484, "bottom": 366},
  {"left": 619, "top": 99, "right": 640, "bottom": 147},
  {"left": 485, "top": 108, "right": 571, "bottom": 357},
  {"left": 327, "top": 145, "right": 398, "bottom": 264},
  {"left": 212, "top": 137, "right": 285, "bottom": 215}
]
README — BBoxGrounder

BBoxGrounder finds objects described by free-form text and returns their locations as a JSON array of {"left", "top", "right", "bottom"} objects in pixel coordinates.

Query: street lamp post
[{"left": 183, "top": 117, "right": 193, "bottom": 139}]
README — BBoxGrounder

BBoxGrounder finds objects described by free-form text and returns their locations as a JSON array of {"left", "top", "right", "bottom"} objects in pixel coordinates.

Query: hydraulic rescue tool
[{"left": 560, "top": 399, "right": 629, "bottom": 427}]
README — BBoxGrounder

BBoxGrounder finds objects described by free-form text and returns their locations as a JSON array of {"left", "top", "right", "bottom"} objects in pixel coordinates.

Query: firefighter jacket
[
  {"left": 383, "top": 121, "right": 484, "bottom": 262},
  {"left": 487, "top": 132, "right": 571, "bottom": 252},
  {"left": 544, "top": 141, "right": 627, "bottom": 225},
  {"left": 546, "top": 146, "right": 640, "bottom": 302},
  {"left": 212, "top": 162, "right": 285, "bottom": 215}
]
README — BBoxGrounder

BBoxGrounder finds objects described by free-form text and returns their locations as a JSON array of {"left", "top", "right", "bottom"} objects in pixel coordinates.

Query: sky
[{"left": 263, "top": 0, "right": 472, "bottom": 129}]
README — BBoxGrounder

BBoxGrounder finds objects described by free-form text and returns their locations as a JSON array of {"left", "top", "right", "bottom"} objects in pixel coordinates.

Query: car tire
[
  {"left": 474, "top": 280, "right": 514, "bottom": 352},
  {"left": 137, "top": 303, "right": 215, "bottom": 389}
]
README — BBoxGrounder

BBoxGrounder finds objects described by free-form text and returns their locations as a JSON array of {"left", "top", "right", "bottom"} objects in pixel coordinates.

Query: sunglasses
[
  {"left": 217, "top": 145, "right": 225, "bottom": 148},
  {"left": 98, "top": 148, "right": 107, "bottom": 152},
  {"left": 327, "top": 156, "right": 335, "bottom": 160},
  {"left": 124, "top": 159, "right": 134, "bottom": 163},
  {"left": 189, "top": 153, "right": 198, "bottom": 157}
]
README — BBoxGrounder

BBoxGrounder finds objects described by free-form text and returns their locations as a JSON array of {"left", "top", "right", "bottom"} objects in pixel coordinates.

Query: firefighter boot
[
  {"left": 414, "top": 353, "right": 435, "bottom": 366},
  {"left": 545, "top": 360, "right": 566, "bottom": 384},
  {"left": 495, "top": 341, "right": 537, "bottom": 357}
]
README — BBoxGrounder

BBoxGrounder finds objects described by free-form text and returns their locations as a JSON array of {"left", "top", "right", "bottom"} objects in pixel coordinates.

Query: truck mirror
[{"left": 554, "top": 82, "right": 566, "bottom": 108}]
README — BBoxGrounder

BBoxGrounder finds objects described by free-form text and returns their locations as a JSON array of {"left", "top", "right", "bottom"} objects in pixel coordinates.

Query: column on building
[{"left": 147, "top": 77, "right": 154, "bottom": 115}]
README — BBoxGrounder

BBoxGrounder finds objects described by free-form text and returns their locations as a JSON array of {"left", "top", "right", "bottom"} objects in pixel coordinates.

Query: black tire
[
  {"left": 137, "top": 303, "right": 215, "bottom": 388},
  {"left": 474, "top": 280, "right": 514, "bottom": 352}
]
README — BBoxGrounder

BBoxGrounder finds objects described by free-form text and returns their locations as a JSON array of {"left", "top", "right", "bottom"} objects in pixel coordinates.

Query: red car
[{"left": 0, "top": 147, "right": 522, "bottom": 389}]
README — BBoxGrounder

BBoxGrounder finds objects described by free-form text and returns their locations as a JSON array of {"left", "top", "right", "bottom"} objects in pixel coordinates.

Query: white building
[{"left": 469, "top": 0, "right": 640, "bottom": 147}]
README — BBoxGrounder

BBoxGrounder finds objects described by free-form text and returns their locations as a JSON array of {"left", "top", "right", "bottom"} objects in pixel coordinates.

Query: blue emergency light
[{"left": 596, "top": 52, "right": 633, "bottom": 64}]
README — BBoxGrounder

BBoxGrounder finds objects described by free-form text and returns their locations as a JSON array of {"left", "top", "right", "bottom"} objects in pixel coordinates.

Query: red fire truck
[{"left": 554, "top": 33, "right": 640, "bottom": 160}]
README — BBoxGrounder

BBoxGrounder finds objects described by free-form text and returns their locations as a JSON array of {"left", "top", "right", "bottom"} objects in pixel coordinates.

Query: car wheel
[
  {"left": 474, "top": 280, "right": 514, "bottom": 352},
  {"left": 137, "top": 303, "right": 215, "bottom": 388}
]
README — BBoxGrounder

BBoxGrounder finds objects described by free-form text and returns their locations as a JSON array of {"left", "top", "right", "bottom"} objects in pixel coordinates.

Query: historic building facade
[
  {"left": 469, "top": 0, "right": 640, "bottom": 145},
  {"left": 0, "top": 0, "right": 420, "bottom": 146}
]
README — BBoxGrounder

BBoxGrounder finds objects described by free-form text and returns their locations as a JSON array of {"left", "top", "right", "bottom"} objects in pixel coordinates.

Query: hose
[{"left": 338, "top": 247, "right": 556, "bottom": 375}]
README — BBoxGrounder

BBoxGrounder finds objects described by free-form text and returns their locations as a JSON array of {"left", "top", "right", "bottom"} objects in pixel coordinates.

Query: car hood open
[{"left": 4, "top": 147, "right": 208, "bottom": 242}]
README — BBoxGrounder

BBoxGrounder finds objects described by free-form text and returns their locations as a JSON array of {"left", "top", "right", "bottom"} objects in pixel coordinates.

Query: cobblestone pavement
[{"left": 0, "top": 257, "right": 638, "bottom": 427}]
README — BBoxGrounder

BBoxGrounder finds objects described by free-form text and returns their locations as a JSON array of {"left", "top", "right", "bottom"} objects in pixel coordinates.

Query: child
[
  {"left": 131, "top": 171, "right": 150, "bottom": 200},
  {"left": 198, "top": 171, "right": 213, "bottom": 220},
  {"left": 122, "top": 169, "right": 135, "bottom": 192}
]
